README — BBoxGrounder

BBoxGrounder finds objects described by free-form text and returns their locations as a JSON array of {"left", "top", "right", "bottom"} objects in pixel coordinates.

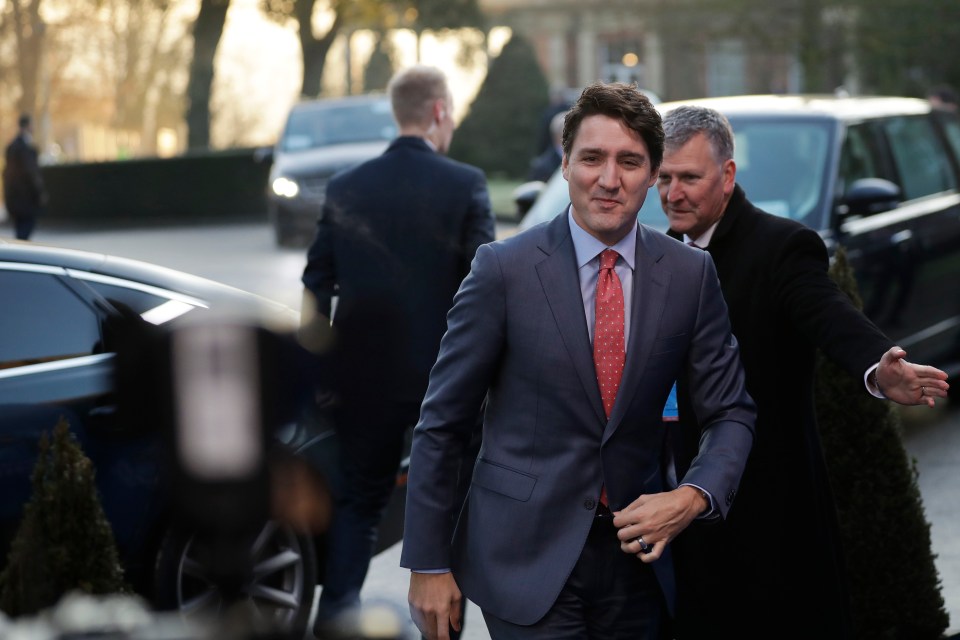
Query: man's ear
[
  {"left": 648, "top": 169, "right": 660, "bottom": 189},
  {"left": 722, "top": 159, "right": 737, "bottom": 195}
]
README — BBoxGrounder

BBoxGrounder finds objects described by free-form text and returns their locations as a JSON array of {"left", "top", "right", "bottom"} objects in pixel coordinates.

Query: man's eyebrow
[
  {"left": 617, "top": 151, "right": 648, "bottom": 163},
  {"left": 574, "top": 146, "right": 605, "bottom": 156}
]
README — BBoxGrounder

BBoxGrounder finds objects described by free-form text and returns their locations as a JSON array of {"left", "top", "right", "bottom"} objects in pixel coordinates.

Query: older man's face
[{"left": 657, "top": 132, "right": 735, "bottom": 241}]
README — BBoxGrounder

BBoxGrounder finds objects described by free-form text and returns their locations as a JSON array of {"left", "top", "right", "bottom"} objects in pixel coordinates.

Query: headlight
[{"left": 271, "top": 176, "right": 300, "bottom": 198}]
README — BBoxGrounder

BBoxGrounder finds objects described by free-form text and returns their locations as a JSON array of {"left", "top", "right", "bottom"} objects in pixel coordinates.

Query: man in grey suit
[{"left": 401, "top": 82, "right": 757, "bottom": 639}]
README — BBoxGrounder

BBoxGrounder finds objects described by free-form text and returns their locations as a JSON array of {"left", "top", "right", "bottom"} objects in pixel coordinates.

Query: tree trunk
[
  {"left": 185, "top": 0, "right": 229, "bottom": 150},
  {"left": 12, "top": 0, "right": 45, "bottom": 121},
  {"left": 297, "top": 0, "right": 342, "bottom": 97}
]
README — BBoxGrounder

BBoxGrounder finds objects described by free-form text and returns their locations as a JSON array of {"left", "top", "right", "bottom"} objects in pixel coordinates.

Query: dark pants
[
  {"left": 315, "top": 399, "right": 419, "bottom": 625},
  {"left": 9, "top": 210, "right": 37, "bottom": 240},
  {"left": 481, "top": 513, "right": 667, "bottom": 640}
]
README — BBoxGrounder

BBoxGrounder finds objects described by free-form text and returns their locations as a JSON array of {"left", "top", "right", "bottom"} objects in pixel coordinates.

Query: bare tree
[
  {"left": 261, "top": 0, "right": 348, "bottom": 98},
  {"left": 185, "top": 0, "right": 230, "bottom": 149},
  {"left": 8, "top": 0, "right": 46, "bottom": 120}
]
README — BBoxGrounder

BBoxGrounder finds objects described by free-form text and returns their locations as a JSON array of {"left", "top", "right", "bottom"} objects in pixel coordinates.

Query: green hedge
[
  {"left": 816, "top": 248, "right": 948, "bottom": 639},
  {"left": 39, "top": 148, "right": 271, "bottom": 227}
]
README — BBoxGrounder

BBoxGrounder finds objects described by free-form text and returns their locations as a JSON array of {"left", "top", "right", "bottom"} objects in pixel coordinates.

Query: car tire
[{"left": 152, "top": 520, "right": 317, "bottom": 636}]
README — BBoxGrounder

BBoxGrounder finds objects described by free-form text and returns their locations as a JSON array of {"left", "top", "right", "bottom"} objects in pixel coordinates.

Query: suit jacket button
[{"left": 584, "top": 499, "right": 596, "bottom": 510}]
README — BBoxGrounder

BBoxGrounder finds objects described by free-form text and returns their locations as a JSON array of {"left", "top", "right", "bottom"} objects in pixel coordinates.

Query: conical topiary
[
  {"left": 0, "top": 417, "right": 129, "bottom": 617},
  {"left": 815, "top": 247, "right": 948, "bottom": 639},
  {"left": 447, "top": 33, "right": 550, "bottom": 179}
]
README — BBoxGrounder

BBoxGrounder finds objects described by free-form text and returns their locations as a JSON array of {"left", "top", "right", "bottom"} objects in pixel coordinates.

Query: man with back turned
[{"left": 301, "top": 64, "right": 494, "bottom": 634}]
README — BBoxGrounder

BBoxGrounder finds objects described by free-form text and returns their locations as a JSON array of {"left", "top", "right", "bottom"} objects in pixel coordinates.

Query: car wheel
[{"left": 153, "top": 520, "right": 317, "bottom": 635}]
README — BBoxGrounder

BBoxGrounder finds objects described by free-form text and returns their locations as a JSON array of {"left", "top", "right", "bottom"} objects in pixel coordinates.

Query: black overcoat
[{"left": 670, "top": 185, "right": 893, "bottom": 638}]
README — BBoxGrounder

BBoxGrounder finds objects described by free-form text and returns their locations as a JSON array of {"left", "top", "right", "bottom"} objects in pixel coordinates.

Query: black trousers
[
  {"left": 481, "top": 513, "right": 668, "bottom": 639},
  {"left": 9, "top": 210, "right": 37, "bottom": 240}
]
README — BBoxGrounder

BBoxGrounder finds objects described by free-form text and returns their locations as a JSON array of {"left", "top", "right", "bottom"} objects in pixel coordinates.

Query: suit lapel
[
  {"left": 535, "top": 214, "right": 607, "bottom": 425},
  {"left": 603, "top": 225, "right": 670, "bottom": 443}
]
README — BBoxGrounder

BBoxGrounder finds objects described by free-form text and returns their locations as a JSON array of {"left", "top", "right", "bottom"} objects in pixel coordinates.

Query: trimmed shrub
[
  {"left": 0, "top": 418, "right": 129, "bottom": 617},
  {"left": 815, "top": 247, "right": 948, "bottom": 639},
  {"left": 448, "top": 33, "right": 550, "bottom": 179}
]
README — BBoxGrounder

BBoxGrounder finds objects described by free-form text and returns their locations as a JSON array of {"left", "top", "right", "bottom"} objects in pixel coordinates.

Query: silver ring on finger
[
  {"left": 635, "top": 535, "right": 651, "bottom": 553},
  {"left": 921, "top": 386, "right": 926, "bottom": 397}
]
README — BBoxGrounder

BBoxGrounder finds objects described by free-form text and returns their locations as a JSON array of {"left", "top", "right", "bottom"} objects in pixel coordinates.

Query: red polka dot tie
[{"left": 594, "top": 249, "right": 625, "bottom": 419}]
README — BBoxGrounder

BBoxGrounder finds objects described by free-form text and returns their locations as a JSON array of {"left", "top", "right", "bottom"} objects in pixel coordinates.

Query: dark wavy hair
[{"left": 561, "top": 82, "right": 664, "bottom": 170}]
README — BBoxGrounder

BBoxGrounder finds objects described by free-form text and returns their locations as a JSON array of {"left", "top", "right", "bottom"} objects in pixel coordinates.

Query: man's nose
[
  {"left": 664, "top": 179, "right": 683, "bottom": 202},
  {"left": 598, "top": 160, "right": 620, "bottom": 189}
]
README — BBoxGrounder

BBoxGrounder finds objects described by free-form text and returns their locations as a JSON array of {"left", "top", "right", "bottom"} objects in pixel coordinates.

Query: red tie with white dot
[
  {"left": 594, "top": 249, "right": 625, "bottom": 420},
  {"left": 594, "top": 249, "right": 624, "bottom": 507}
]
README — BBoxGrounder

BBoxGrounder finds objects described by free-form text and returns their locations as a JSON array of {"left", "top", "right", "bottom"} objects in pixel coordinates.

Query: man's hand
[
  {"left": 612, "top": 486, "right": 707, "bottom": 562},
  {"left": 876, "top": 346, "right": 949, "bottom": 407},
  {"left": 408, "top": 571, "right": 462, "bottom": 640}
]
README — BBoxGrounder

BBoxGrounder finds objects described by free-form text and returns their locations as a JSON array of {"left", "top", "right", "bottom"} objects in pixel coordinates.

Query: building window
[
  {"left": 707, "top": 39, "right": 746, "bottom": 97},
  {"left": 600, "top": 37, "right": 646, "bottom": 86}
]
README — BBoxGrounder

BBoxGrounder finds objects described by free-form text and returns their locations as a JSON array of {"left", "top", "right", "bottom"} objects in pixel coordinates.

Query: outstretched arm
[{"left": 874, "top": 346, "right": 949, "bottom": 407}]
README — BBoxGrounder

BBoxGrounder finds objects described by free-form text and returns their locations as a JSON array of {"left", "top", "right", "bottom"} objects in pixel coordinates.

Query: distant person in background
[
  {"left": 928, "top": 84, "right": 959, "bottom": 112},
  {"left": 527, "top": 110, "right": 566, "bottom": 183},
  {"left": 301, "top": 64, "right": 494, "bottom": 638},
  {"left": 3, "top": 114, "right": 46, "bottom": 240},
  {"left": 535, "top": 85, "right": 572, "bottom": 155}
]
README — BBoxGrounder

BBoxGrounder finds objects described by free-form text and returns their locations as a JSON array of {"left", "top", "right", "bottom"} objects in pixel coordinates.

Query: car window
[
  {"left": 938, "top": 114, "right": 960, "bottom": 169},
  {"left": 280, "top": 100, "right": 397, "bottom": 152},
  {"left": 838, "top": 123, "right": 890, "bottom": 196},
  {"left": 726, "top": 119, "right": 831, "bottom": 227},
  {"left": 880, "top": 115, "right": 957, "bottom": 200},
  {"left": 84, "top": 281, "right": 170, "bottom": 315},
  {"left": 0, "top": 270, "right": 102, "bottom": 369}
]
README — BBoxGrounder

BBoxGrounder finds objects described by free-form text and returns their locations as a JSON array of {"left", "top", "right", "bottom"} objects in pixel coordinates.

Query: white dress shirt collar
[{"left": 684, "top": 219, "right": 721, "bottom": 249}]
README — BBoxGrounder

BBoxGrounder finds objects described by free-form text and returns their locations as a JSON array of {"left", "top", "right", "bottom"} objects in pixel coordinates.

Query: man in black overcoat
[
  {"left": 658, "top": 105, "right": 949, "bottom": 638},
  {"left": 3, "top": 114, "right": 46, "bottom": 240}
]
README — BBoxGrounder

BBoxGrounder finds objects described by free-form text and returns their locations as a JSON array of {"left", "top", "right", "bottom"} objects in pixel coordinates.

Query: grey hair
[
  {"left": 388, "top": 65, "right": 449, "bottom": 128},
  {"left": 662, "top": 105, "right": 735, "bottom": 162}
]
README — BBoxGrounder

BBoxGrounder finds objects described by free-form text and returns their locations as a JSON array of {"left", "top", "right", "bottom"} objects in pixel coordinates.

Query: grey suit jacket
[{"left": 400, "top": 212, "right": 755, "bottom": 625}]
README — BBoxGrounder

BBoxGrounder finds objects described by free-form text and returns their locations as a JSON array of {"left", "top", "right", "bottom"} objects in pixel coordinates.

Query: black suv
[
  {"left": 521, "top": 95, "right": 960, "bottom": 380},
  {"left": 267, "top": 95, "right": 397, "bottom": 247}
]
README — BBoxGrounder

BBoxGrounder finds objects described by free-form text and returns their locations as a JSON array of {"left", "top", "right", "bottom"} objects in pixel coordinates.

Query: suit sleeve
[
  {"left": 459, "top": 169, "right": 495, "bottom": 276},
  {"left": 400, "top": 242, "right": 506, "bottom": 570},
  {"left": 774, "top": 226, "right": 893, "bottom": 378},
  {"left": 301, "top": 201, "right": 336, "bottom": 318},
  {"left": 682, "top": 253, "right": 757, "bottom": 519}
]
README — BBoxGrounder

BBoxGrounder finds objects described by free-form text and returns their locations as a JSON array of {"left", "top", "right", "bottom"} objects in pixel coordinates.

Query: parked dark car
[
  {"left": 520, "top": 95, "right": 960, "bottom": 381},
  {"left": 0, "top": 238, "right": 408, "bottom": 634},
  {"left": 267, "top": 94, "right": 398, "bottom": 247}
]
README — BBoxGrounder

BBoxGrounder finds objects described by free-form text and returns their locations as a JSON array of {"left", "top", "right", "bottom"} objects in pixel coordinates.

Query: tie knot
[{"left": 599, "top": 249, "right": 619, "bottom": 270}]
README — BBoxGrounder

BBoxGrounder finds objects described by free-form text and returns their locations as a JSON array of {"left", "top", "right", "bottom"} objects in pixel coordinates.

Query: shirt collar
[
  {"left": 567, "top": 205, "right": 637, "bottom": 270},
  {"left": 684, "top": 218, "right": 721, "bottom": 249}
]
